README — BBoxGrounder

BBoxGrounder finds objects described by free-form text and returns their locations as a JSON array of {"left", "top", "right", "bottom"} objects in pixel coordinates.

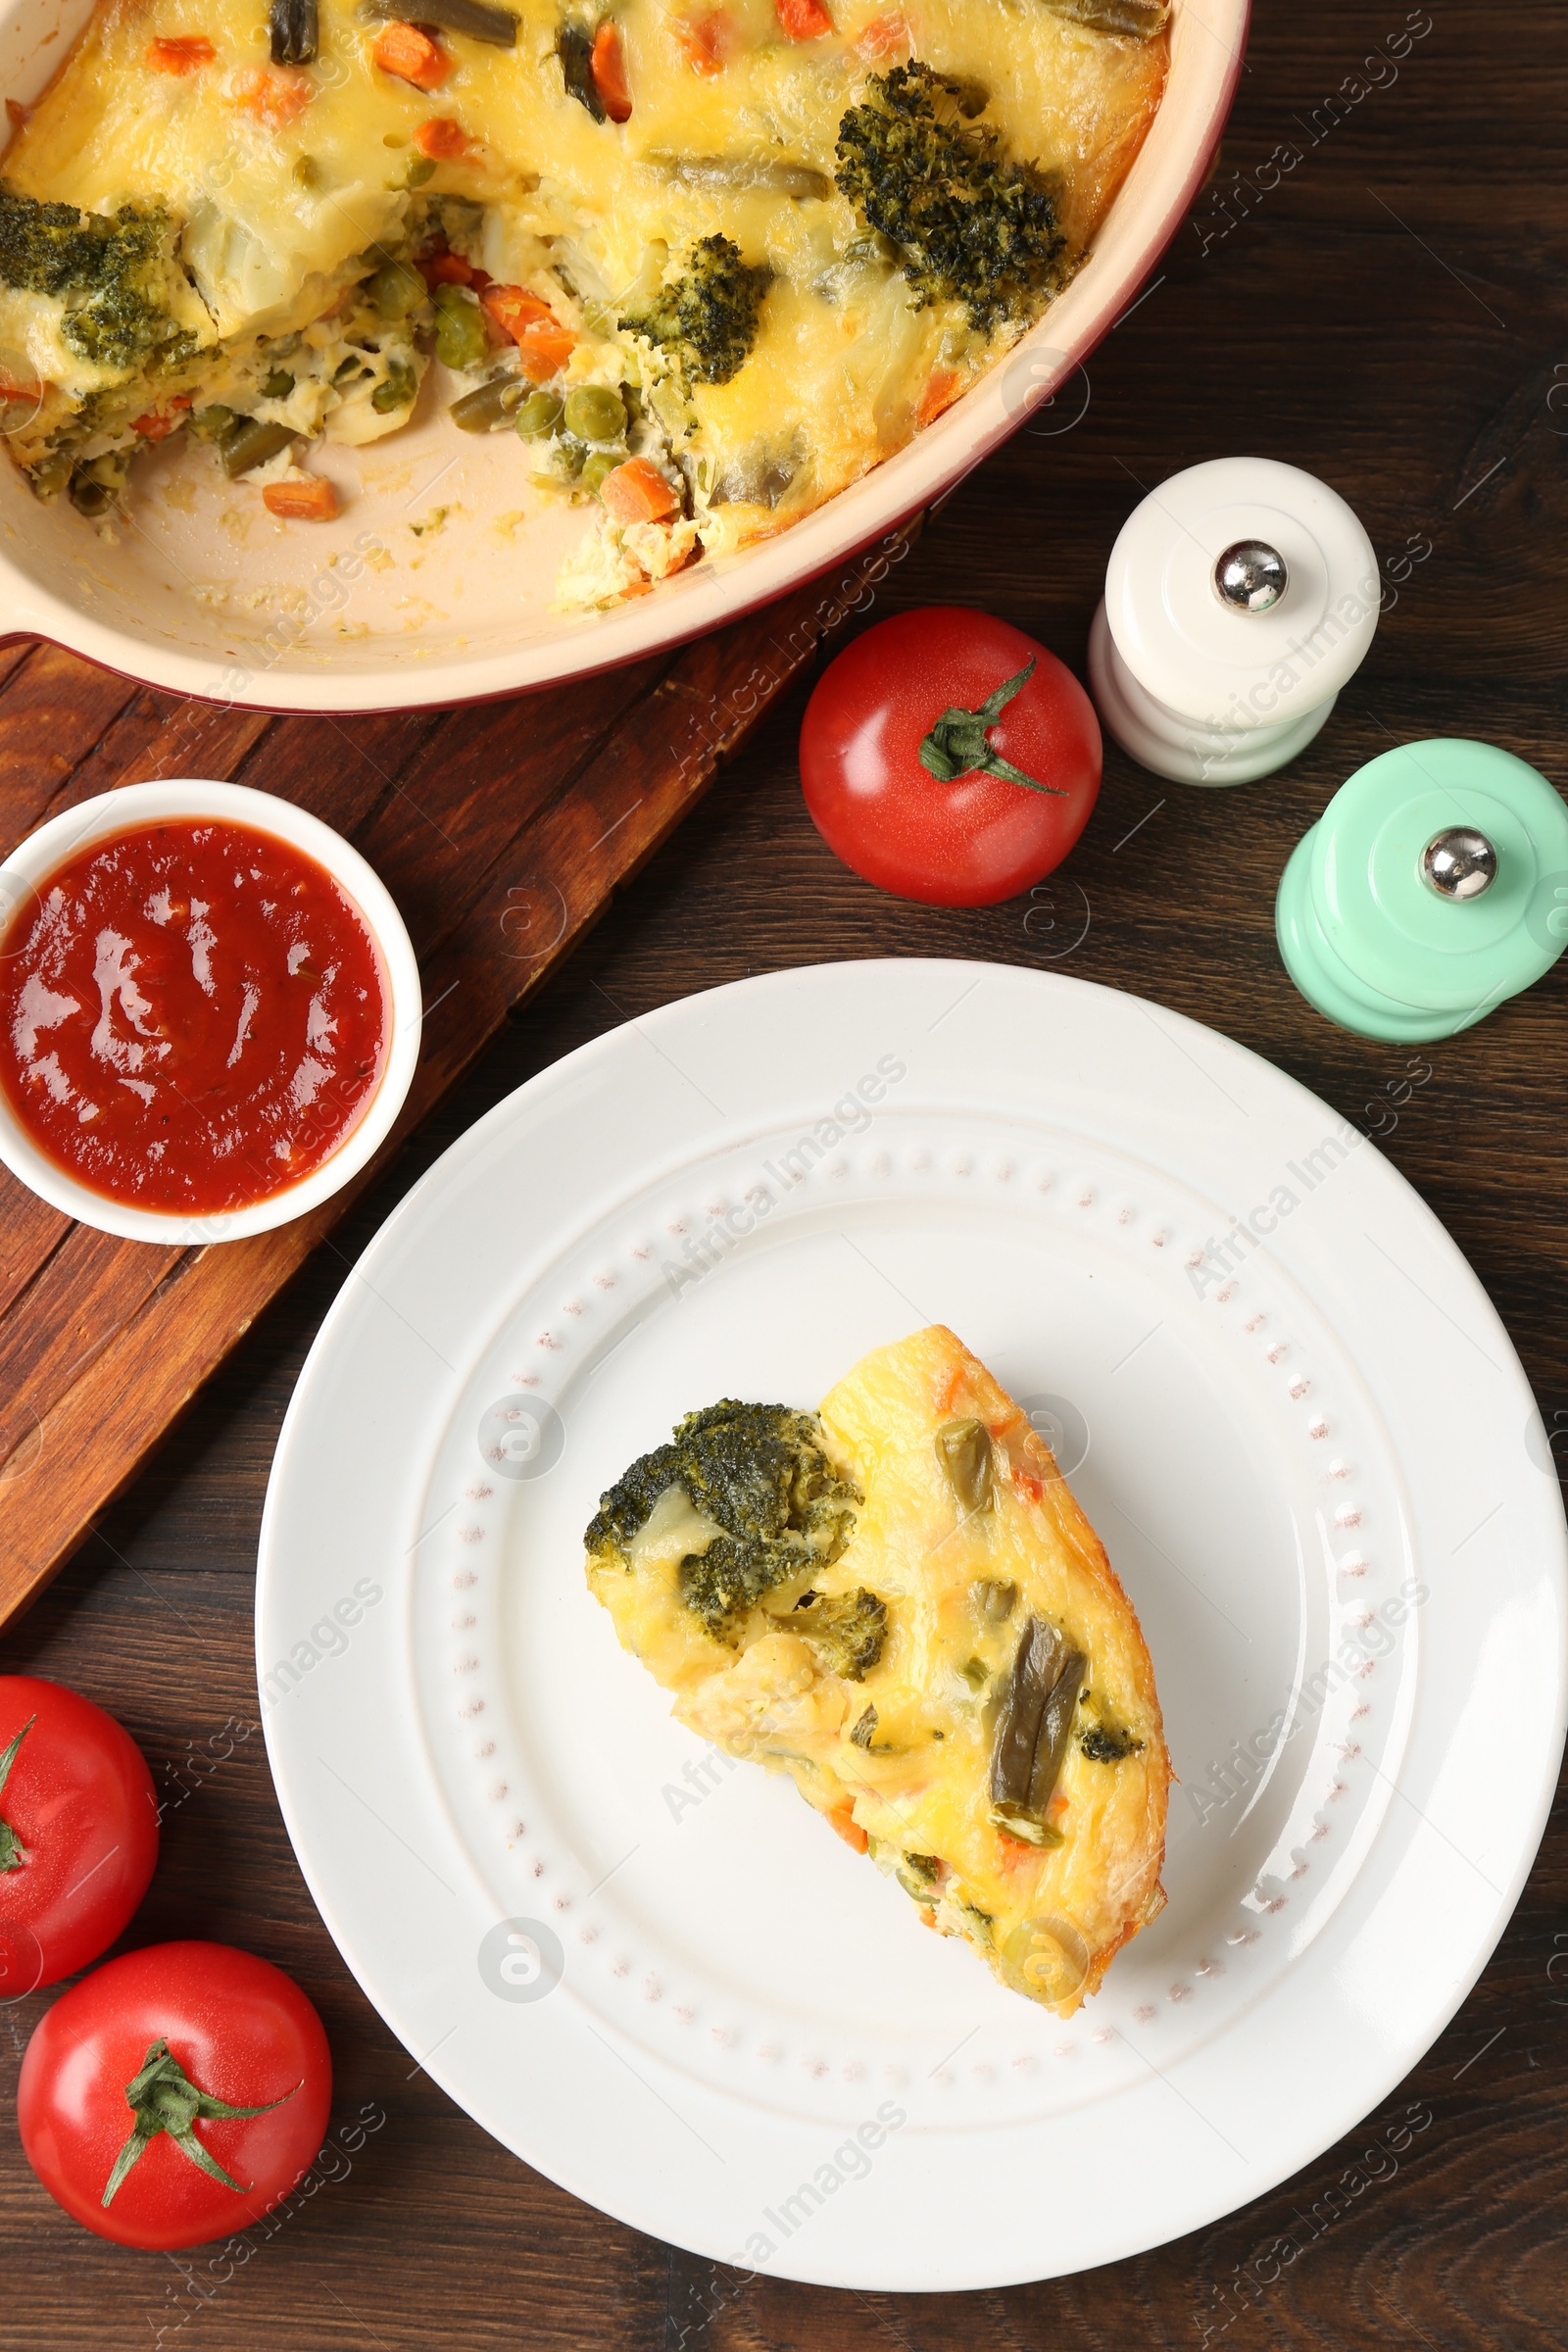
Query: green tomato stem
[
  {"left": 102, "top": 2037, "right": 299, "bottom": 2209},
  {"left": 0, "top": 1713, "right": 34, "bottom": 1872},
  {"left": 915, "top": 656, "right": 1067, "bottom": 796}
]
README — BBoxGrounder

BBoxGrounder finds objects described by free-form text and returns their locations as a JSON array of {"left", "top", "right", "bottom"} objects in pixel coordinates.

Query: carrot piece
[
  {"left": 230, "top": 65, "right": 312, "bottom": 124},
  {"left": 146, "top": 34, "right": 215, "bottom": 73},
  {"left": 776, "top": 0, "right": 831, "bottom": 36},
  {"left": 916, "top": 367, "right": 961, "bottom": 426},
  {"left": 481, "top": 283, "right": 577, "bottom": 379},
  {"left": 132, "top": 394, "right": 192, "bottom": 442},
  {"left": 480, "top": 282, "right": 546, "bottom": 329},
  {"left": 420, "top": 249, "right": 473, "bottom": 288},
  {"left": 371, "top": 22, "right": 449, "bottom": 90},
  {"left": 590, "top": 21, "right": 632, "bottom": 120},
  {"left": 514, "top": 320, "right": 576, "bottom": 380},
  {"left": 856, "top": 12, "right": 907, "bottom": 52},
  {"left": 414, "top": 115, "right": 466, "bottom": 158},
  {"left": 677, "top": 9, "right": 734, "bottom": 74},
  {"left": 825, "top": 1803, "right": 868, "bottom": 1856},
  {"left": 0, "top": 368, "right": 42, "bottom": 402},
  {"left": 263, "top": 477, "right": 339, "bottom": 520},
  {"left": 601, "top": 459, "right": 680, "bottom": 524}
]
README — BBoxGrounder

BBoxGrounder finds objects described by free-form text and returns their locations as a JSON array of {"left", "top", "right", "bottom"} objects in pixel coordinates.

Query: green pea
[
  {"left": 220, "top": 416, "right": 296, "bottom": 478},
  {"left": 579, "top": 450, "right": 619, "bottom": 499},
  {"left": 190, "top": 405, "right": 235, "bottom": 442},
  {"left": 562, "top": 384, "right": 626, "bottom": 444},
  {"left": 513, "top": 390, "right": 564, "bottom": 439},
  {"left": 28, "top": 457, "right": 71, "bottom": 500},
  {"left": 367, "top": 261, "right": 424, "bottom": 319},
  {"left": 260, "top": 368, "right": 296, "bottom": 399},
  {"left": 432, "top": 282, "right": 488, "bottom": 370},
  {"left": 406, "top": 157, "right": 436, "bottom": 187},
  {"left": 292, "top": 153, "right": 320, "bottom": 188}
]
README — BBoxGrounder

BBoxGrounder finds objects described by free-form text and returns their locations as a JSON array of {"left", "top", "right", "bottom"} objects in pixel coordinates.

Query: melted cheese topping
[
  {"left": 587, "top": 1325, "right": 1169, "bottom": 2015},
  {"left": 0, "top": 0, "right": 1165, "bottom": 600}
]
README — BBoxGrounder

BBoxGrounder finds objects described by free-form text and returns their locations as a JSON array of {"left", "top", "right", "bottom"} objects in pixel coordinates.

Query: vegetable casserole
[
  {"left": 585, "top": 1325, "right": 1169, "bottom": 2014},
  {"left": 0, "top": 0, "right": 1166, "bottom": 610}
]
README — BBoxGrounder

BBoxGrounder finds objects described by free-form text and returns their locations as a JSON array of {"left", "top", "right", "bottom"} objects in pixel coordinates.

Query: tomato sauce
[{"left": 0, "top": 819, "right": 390, "bottom": 1214}]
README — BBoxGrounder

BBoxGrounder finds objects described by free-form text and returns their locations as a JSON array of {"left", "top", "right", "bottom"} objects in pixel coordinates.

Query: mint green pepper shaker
[{"left": 1276, "top": 739, "right": 1568, "bottom": 1040}]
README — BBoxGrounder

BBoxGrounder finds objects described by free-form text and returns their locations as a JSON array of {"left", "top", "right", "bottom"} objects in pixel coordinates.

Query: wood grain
[
  {"left": 0, "top": 553, "right": 912, "bottom": 1625},
  {"left": 2, "top": 0, "right": 1567, "bottom": 2343}
]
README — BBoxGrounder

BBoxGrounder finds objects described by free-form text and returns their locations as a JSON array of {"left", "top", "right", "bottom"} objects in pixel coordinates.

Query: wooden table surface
[{"left": 4, "top": 1, "right": 1566, "bottom": 2342}]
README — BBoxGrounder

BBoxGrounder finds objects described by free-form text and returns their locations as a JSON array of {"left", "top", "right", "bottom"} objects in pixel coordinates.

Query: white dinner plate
[{"left": 257, "top": 958, "right": 1567, "bottom": 2290}]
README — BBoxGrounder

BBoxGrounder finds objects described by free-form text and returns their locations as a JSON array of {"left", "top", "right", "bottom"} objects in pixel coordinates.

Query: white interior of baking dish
[{"left": 0, "top": 0, "right": 1247, "bottom": 710}]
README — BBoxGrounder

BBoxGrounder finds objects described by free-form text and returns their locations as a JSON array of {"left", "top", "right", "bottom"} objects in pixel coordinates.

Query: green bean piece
[
  {"left": 1026, "top": 1642, "right": 1086, "bottom": 1820},
  {"left": 514, "top": 390, "right": 564, "bottom": 438},
  {"left": 270, "top": 0, "right": 318, "bottom": 64},
  {"left": 433, "top": 283, "right": 488, "bottom": 370},
  {"left": 190, "top": 406, "right": 235, "bottom": 442},
  {"left": 648, "top": 152, "right": 832, "bottom": 199},
  {"left": 449, "top": 373, "right": 523, "bottom": 430},
  {"left": 220, "top": 416, "right": 296, "bottom": 478},
  {"left": 850, "top": 1704, "right": 877, "bottom": 1750},
  {"left": 563, "top": 384, "right": 626, "bottom": 443},
  {"left": 987, "top": 1616, "right": 1085, "bottom": 1843},
  {"left": 359, "top": 0, "right": 517, "bottom": 45},
  {"left": 260, "top": 368, "right": 296, "bottom": 400},
  {"left": 367, "top": 261, "right": 425, "bottom": 319},
  {"left": 971, "top": 1578, "right": 1017, "bottom": 1621},
  {"left": 292, "top": 154, "right": 320, "bottom": 188},
  {"left": 936, "top": 1418, "right": 993, "bottom": 1515},
  {"left": 28, "top": 458, "right": 71, "bottom": 500},
  {"left": 557, "top": 22, "right": 604, "bottom": 121},
  {"left": 1039, "top": 0, "right": 1168, "bottom": 33}
]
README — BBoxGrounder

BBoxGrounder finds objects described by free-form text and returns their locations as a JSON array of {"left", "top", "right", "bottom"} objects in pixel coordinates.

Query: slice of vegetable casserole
[
  {"left": 0, "top": 0, "right": 1167, "bottom": 607},
  {"left": 585, "top": 1325, "right": 1168, "bottom": 2013}
]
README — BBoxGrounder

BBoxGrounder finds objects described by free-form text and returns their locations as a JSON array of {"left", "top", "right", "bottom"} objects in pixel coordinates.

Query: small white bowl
[{"left": 0, "top": 779, "right": 421, "bottom": 1243}]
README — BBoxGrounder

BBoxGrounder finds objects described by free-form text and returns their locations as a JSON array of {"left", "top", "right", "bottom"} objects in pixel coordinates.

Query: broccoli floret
[
  {"left": 620, "top": 235, "right": 770, "bottom": 388},
  {"left": 794, "top": 1586, "right": 887, "bottom": 1681},
  {"left": 0, "top": 186, "right": 194, "bottom": 374},
  {"left": 1079, "top": 1719, "right": 1143, "bottom": 1763},
  {"left": 833, "top": 63, "right": 1069, "bottom": 334},
  {"left": 585, "top": 1399, "right": 859, "bottom": 1639}
]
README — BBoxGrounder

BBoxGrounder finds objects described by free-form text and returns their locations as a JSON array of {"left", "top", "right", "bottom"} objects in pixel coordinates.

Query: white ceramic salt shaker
[{"left": 1087, "top": 457, "right": 1381, "bottom": 786}]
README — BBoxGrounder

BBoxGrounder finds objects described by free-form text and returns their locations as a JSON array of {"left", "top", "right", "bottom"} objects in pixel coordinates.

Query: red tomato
[
  {"left": 800, "top": 607, "right": 1102, "bottom": 906},
  {"left": 0, "top": 1676, "right": 159, "bottom": 1994},
  {"left": 18, "top": 1941, "right": 332, "bottom": 2248}
]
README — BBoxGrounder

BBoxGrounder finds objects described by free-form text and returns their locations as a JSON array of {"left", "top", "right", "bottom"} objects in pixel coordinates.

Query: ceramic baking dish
[{"left": 0, "top": 0, "right": 1247, "bottom": 711}]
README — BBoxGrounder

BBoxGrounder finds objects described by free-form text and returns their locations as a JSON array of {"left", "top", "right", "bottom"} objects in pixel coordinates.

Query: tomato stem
[
  {"left": 0, "top": 1712, "right": 34, "bottom": 1872},
  {"left": 102, "top": 2036, "right": 299, "bottom": 2208},
  {"left": 916, "top": 656, "right": 1066, "bottom": 795}
]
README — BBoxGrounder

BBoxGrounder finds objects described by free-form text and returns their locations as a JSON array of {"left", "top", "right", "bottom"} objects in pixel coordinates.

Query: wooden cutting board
[{"left": 0, "top": 530, "right": 912, "bottom": 1631}]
